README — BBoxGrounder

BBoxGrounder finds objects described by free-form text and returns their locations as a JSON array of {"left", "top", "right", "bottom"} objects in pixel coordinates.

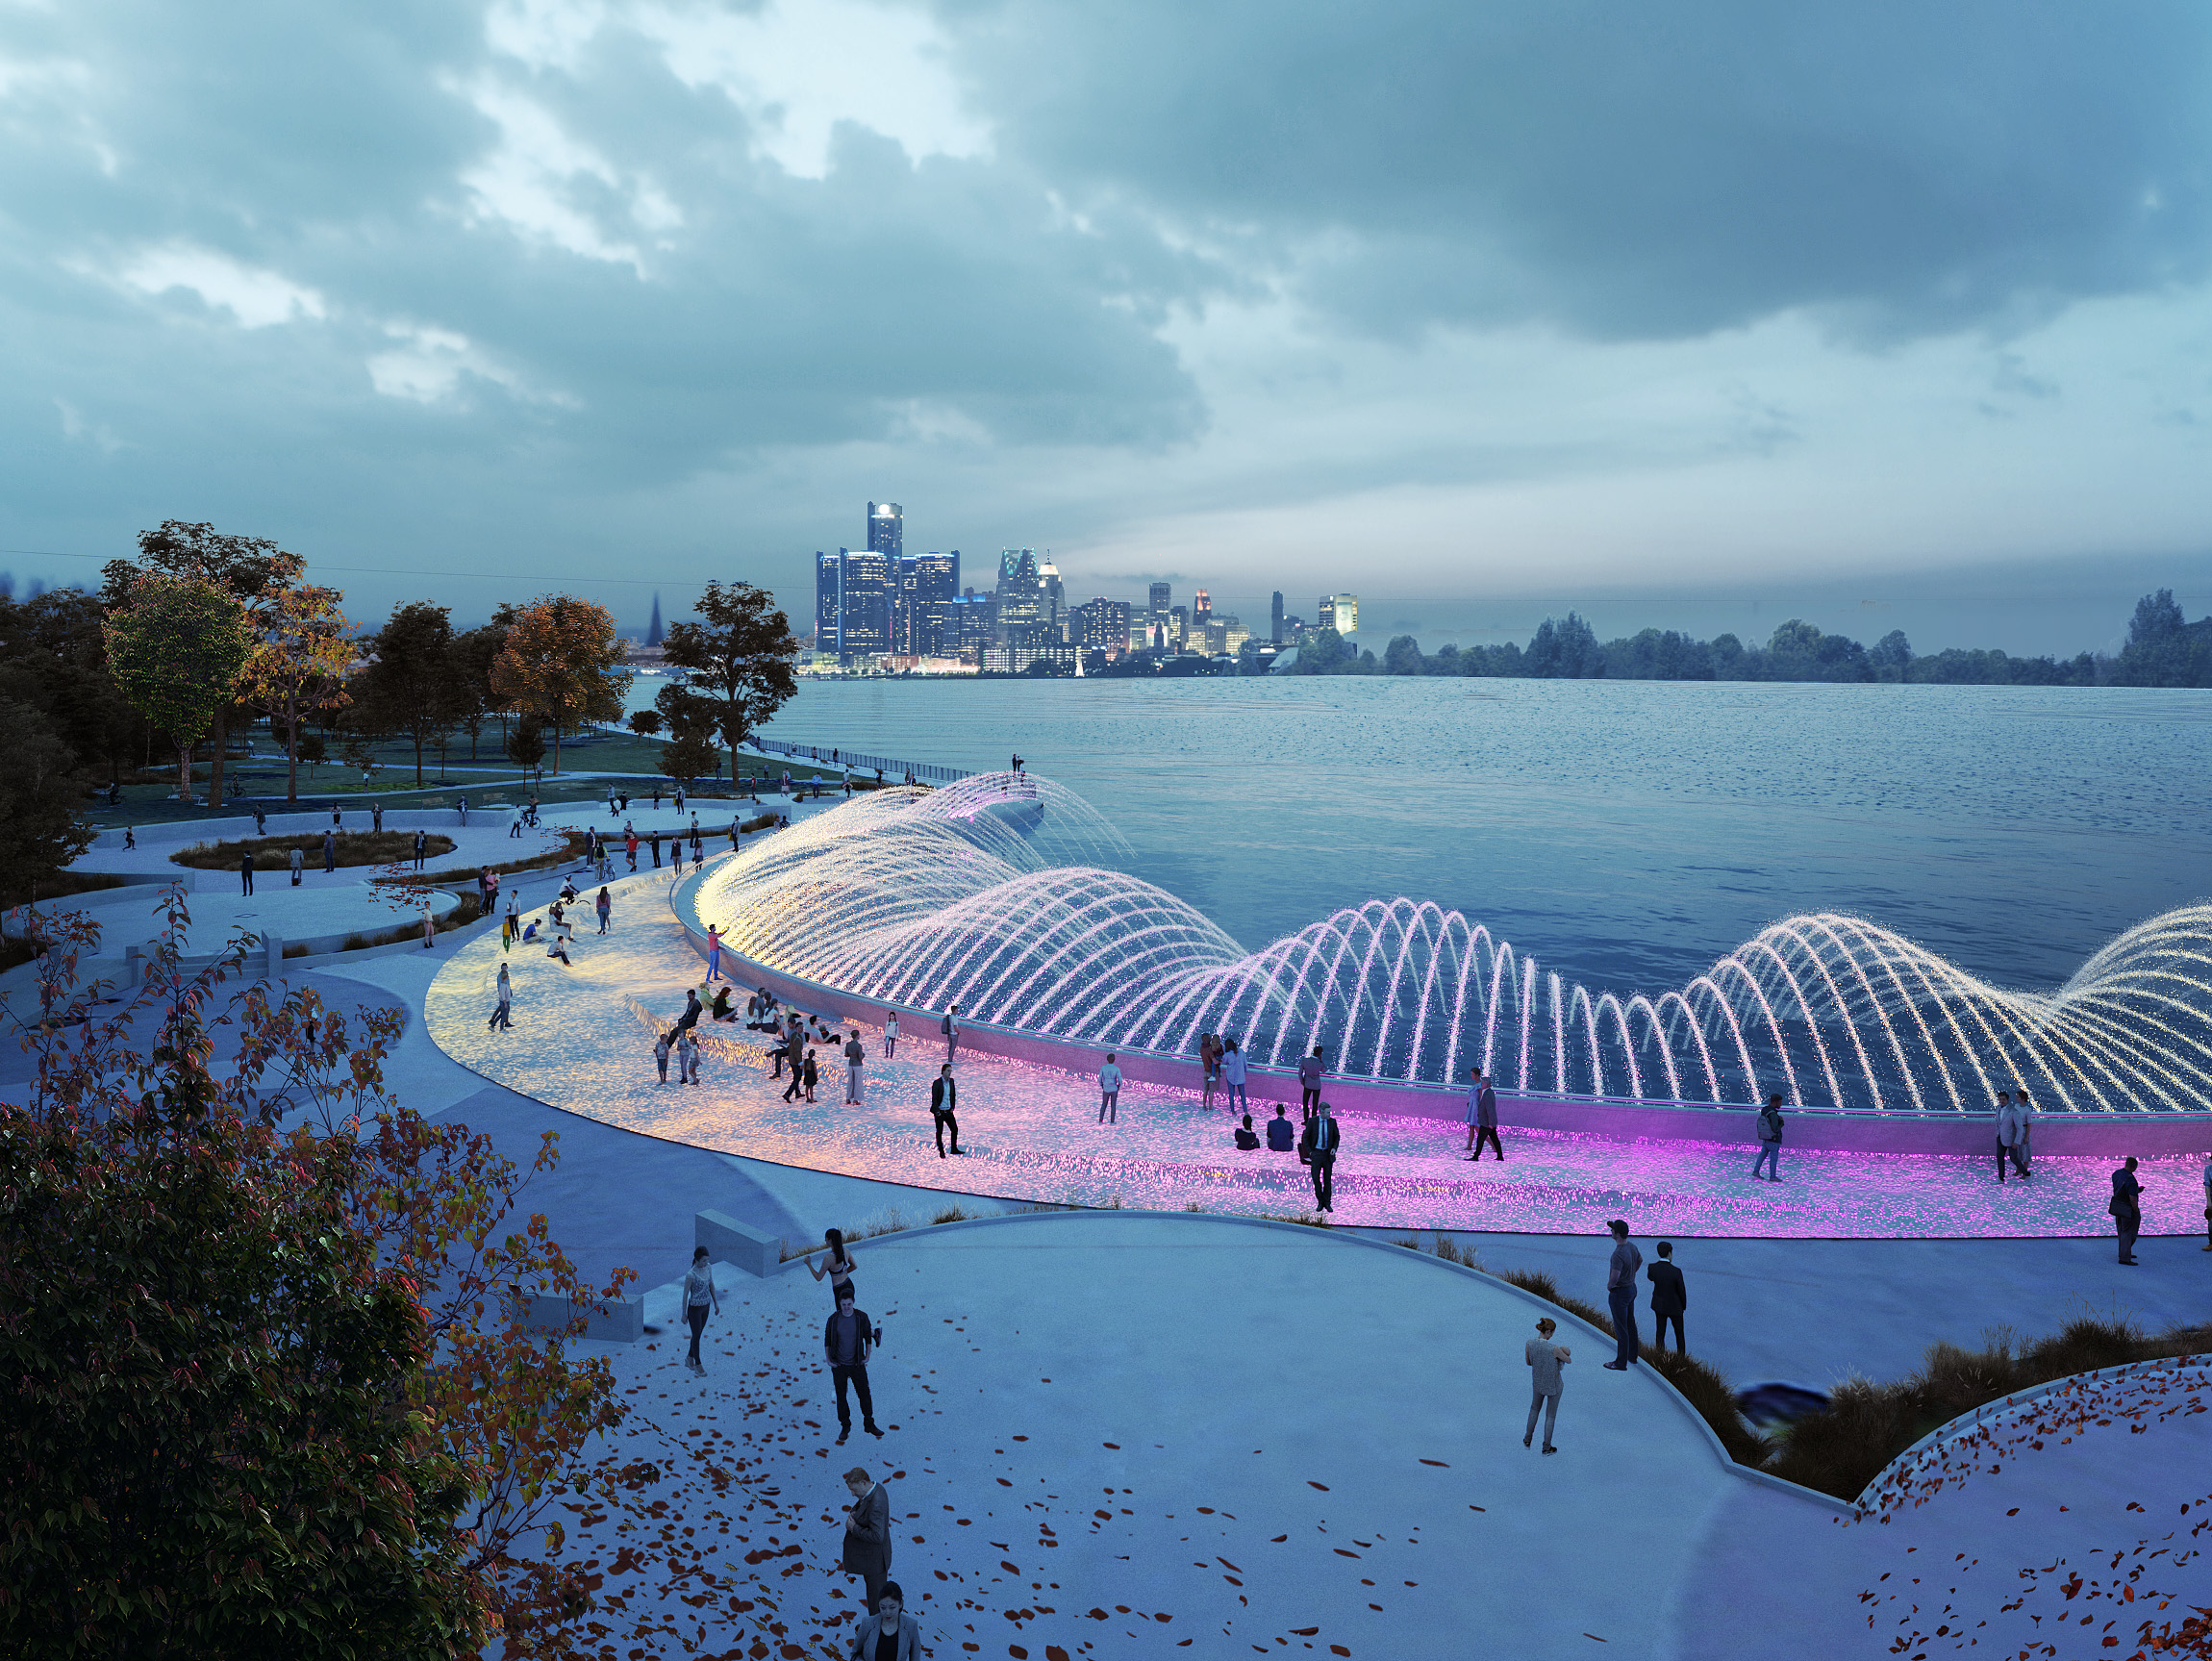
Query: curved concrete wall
[{"left": 666, "top": 872, "right": 2212, "bottom": 1157}]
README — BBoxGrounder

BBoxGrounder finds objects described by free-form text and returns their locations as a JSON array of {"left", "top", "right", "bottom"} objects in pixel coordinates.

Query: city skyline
[{"left": 5, "top": 6, "right": 2212, "bottom": 655}]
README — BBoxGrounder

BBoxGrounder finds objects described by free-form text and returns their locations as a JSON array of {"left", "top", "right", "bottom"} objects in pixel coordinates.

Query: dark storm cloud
[{"left": 947, "top": 0, "right": 2212, "bottom": 340}]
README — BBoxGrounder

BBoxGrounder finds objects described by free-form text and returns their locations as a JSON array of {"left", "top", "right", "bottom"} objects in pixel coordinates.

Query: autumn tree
[
  {"left": 241, "top": 583, "right": 355, "bottom": 803},
  {"left": 490, "top": 595, "right": 632, "bottom": 777},
  {"left": 103, "top": 573, "right": 254, "bottom": 801},
  {"left": 358, "top": 600, "right": 458, "bottom": 787},
  {"left": 106, "top": 521, "right": 305, "bottom": 806},
  {"left": 655, "top": 579, "right": 798, "bottom": 775},
  {"left": 448, "top": 622, "right": 507, "bottom": 762},
  {"left": 1, "top": 898, "right": 641, "bottom": 1657}
]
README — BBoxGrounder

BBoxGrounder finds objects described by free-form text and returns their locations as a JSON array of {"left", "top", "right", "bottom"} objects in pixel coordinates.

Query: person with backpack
[
  {"left": 824, "top": 1291, "right": 883, "bottom": 1444},
  {"left": 1751, "top": 1094, "right": 1785, "bottom": 1181},
  {"left": 941, "top": 1004, "right": 960, "bottom": 1062}
]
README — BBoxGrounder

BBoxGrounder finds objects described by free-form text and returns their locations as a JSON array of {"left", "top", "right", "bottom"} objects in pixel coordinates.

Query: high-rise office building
[
  {"left": 1330, "top": 593, "right": 1358, "bottom": 636},
  {"left": 1148, "top": 582, "right": 1171, "bottom": 636},
  {"left": 1270, "top": 591, "right": 1284, "bottom": 645},
  {"left": 1073, "top": 598, "right": 1133, "bottom": 657},
  {"left": 1170, "top": 605, "right": 1189, "bottom": 647},
  {"left": 816, "top": 552, "right": 842, "bottom": 656},
  {"left": 914, "top": 551, "right": 959, "bottom": 656},
  {"left": 1038, "top": 559, "right": 1068, "bottom": 643},
  {"left": 839, "top": 548, "right": 892, "bottom": 659},
  {"left": 994, "top": 549, "right": 1048, "bottom": 645},
  {"left": 1194, "top": 589, "right": 1213, "bottom": 622},
  {"left": 867, "top": 501, "right": 902, "bottom": 559}
]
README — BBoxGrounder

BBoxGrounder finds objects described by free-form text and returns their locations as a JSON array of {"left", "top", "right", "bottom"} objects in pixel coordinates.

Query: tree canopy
[
  {"left": 654, "top": 580, "right": 798, "bottom": 769},
  {"left": 0, "top": 700, "right": 94, "bottom": 910},
  {"left": 355, "top": 601, "right": 456, "bottom": 787},
  {"left": 490, "top": 595, "right": 630, "bottom": 777},
  {"left": 102, "top": 573, "right": 254, "bottom": 801}
]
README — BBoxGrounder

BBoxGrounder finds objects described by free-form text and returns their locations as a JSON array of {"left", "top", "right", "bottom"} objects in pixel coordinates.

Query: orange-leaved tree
[
  {"left": 243, "top": 581, "right": 356, "bottom": 803},
  {"left": 490, "top": 595, "right": 632, "bottom": 779}
]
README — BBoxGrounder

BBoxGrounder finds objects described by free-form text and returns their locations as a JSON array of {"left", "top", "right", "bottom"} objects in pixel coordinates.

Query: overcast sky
[{"left": 5, "top": 0, "right": 2212, "bottom": 652}]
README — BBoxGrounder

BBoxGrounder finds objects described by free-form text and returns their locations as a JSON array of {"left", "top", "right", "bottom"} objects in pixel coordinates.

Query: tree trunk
[
  {"left": 177, "top": 740, "right": 193, "bottom": 802},
  {"left": 413, "top": 731, "right": 424, "bottom": 788},
  {"left": 550, "top": 712, "right": 564, "bottom": 777},
  {"left": 209, "top": 707, "right": 227, "bottom": 806},
  {"left": 285, "top": 692, "right": 300, "bottom": 802}
]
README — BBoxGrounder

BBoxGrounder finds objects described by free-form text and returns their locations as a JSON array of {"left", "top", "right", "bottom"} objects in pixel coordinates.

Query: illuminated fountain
[{"left": 690, "top": 774, "right": 2212, "bottom": 1114}]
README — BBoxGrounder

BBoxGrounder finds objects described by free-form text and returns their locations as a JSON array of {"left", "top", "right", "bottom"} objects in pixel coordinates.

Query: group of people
[{"left": 1521, "top": 1220, "right": 1693, "bottom": 1454}]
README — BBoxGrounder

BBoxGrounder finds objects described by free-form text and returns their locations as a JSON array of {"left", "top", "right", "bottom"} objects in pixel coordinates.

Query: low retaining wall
[{"left": 670, "top": 883, "right": 2212, "bottom": 1157}]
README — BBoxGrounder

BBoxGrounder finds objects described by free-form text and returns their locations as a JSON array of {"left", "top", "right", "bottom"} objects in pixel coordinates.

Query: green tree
[
  {"left": 0, "top": 589, "right": 142, "bottom": 789},
  {"left": 102, "top": 573, "right": 254, "bottom": 801},
  {"left": 447, "top": 623, "right": 507, "bottom": 763},
  {"left": 359, "top": 601, "right": 458, "bottom": 787},
  {"left": 654, "top": 580, "right": 798, "bottom": 775},
  {"left": 490, "top": 596, "right": 631, "bottom": 777},
  {"left": 2115, "top": 588, "right": 2209, "bottom": 687},
  {"left": 1382, "top": 634, "right": 1425, "bottom": 675},
  {"left": 107, "top": 521, "right": 305, "bottom": 808},
  {"left": 505, "top": 716, "right": 545, "bottom": 774},
  {"left": 0, "top": 700, "right": 94, "bottom": 910}
]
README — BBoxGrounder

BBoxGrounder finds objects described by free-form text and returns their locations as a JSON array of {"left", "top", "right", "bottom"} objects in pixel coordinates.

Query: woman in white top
[
  {"left": 1524, "top": 1317, "right": 1569, "bottom": 1454},
  {"left": 683, "top": 1246, "right": 720, "bottom": 1373},
  {"left": 883, "top": 1011, "right": 899, "bottom": 1060}
]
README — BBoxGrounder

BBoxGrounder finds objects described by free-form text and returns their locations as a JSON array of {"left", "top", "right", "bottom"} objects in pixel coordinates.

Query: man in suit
[
  {"left": 930, "top": 1065, "right": 961, "bottom": 1157},
  {"left": 841, "top": 1466, "right": 893, "bottom": 1610},
  {"left": 1646, "top": 1241, "right": 1687, "bottom": 1354},
  {"left": 1465, "top": 1068, "right": 1501, "bottom": 1161},
  {"left": 1302, "top": 1104, "right": 1341, "bottom": 1213},
  {"left": 1993, "top": 1089, "right": 2017, "bottom": 1182},
  {"left": 2112, "top": 1156, "right": 2144, "bottom": 1265}
]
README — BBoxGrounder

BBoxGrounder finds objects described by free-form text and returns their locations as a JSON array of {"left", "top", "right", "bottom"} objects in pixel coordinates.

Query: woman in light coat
[{"left": 844, "top": 1583, "right": 921, "bottom": 1661}]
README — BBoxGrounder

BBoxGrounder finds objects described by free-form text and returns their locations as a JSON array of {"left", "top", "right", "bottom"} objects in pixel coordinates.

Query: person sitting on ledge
[
  {"left": 1266, "top": 1104, "right": 1296, "bottom": 1152},
  {"left": 1234, "top": 1113, "right": 1261, "bottom": 1151}
]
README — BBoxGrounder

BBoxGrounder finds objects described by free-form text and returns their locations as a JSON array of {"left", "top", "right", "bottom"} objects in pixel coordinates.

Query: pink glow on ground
[{"left": 424, "top": 870, "right": 2209, "bottom": 1240}]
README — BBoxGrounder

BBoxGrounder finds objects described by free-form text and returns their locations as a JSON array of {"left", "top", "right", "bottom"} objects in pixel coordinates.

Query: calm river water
[{"left": 745, "top": 677, "right": 2212, "bottom": 996}]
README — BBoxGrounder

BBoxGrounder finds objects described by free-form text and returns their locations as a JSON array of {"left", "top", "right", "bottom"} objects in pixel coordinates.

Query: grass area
[
  {"left": 1389, "top": 1232, "right": 2212, "bottom": 1500},
  {"left": 6, "top": 870, "right": 125, "bottom": 912},
  {"left": 171, "top": 832, "right": 458, "bottom": 871}
]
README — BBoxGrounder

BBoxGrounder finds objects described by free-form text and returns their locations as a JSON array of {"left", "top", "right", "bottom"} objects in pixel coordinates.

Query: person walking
[
  {"left": 457, "top": 793, "right": 467, "bottom": 825},
  {"left": 2013, "top": 1088, "right": 2036, "bottom": 1178},
  {"left": 595, "top": 886, "right": 612, "bottom": 935},
  {"left": 2111, "top": 1156, "right": 2144, "bottom": 1265},
  {"left": 1751, "top": 1095, "right": 1785, "bottom": 1181},
  {"left": 1646, "top": 1241, "right": 1686, "bottom": 1354},
  {"left": 1465, "top": 1068, "right": 1501, "bottom": 1161},
  {"left": 413, "top": 828, "right": 427, "bottom": 872},
  {"left": 371, "top": 801, "right": 384, "bottom": 833},
  {"left": 809, "top": 1229, "right": 858, "bottom": 1305},
  {"left": 682, "top": 1246, "right": 719, "bottom": 1373},
  {"left": 1603, "top": 1221, "right": 1643, "bottom": 1369},
  {"left": 509, "top": 806, "right": 523, "bottom": 840},
  {"left": 931, "top": 1065, "right": 961, "bottom": 1156},
  {"left": 843, "top": 1585, "right": 920, "bottom": 1661},
  {"left": 1302, "top": 1103, "right": 1341, "bottom": 1213},
  {"left": 883, "top": 1010, "right": 899, "bottom": 1059},
  {"left": 1523, "top": 1318, "right": 1568, "bottom": 1454},
  {"left": 1298, "top": 1046, "right": 1327, "bottom": 1121},
  {"left": 654, "top": 1028, "right": 672, "bottom": 1084},
  {"left": 844, "top": 1030, "right": 867, "bottom": 1104},
  {"left": 289, "top": 844, "right": 303, "bottom": 887},
  {"left": 322, "top": 827, "right": 337, "bottom": 874},
  {"left": 625, "top": 829, "right": 638, "bottom": 872},
  {"left": 1098, "top": 1051, "right": 1123, "bottom": 1124},
  {"left": 1993, "top": 1089, "right": 2018, "bottom": 1183},
  {"left": 840, "top": 1467, "right": 893, "bottom": 1610},
  {"left": 941, "top": 1003, "right": 961, "bottom": 1062},
  {"left": 1219, "top": 1038, "right": 1247, "bottom": 1115},
  {"left": 239, "top": 849, "right": 255, "bottom": 896},
  {"left": 420, "top": 900, "right": 436, "bottom": 951},
  {"left": 488, "top": 962, "right": 512, "bottom": 1033},
  {"left": 825, "top": 1291, "right": 883, "bottom": 1443},
  {"left": 649, "top": 831, "right": 662, "bottom": 868},
  {"left": 253, "top": 805, "right": 267, "bottom": 836},
  {"left": 671, "top": 1025, "right": 695, "bottom": 1085}
]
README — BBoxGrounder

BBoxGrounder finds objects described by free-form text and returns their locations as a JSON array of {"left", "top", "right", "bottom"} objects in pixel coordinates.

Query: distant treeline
[{"left": 1282, "top": 590, "right": 2212, "bottom": 688}]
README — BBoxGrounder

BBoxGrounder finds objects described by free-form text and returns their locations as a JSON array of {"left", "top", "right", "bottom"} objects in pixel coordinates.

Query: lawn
[{"left": 170, "top": 832, "right": 459, "bottom": 871}]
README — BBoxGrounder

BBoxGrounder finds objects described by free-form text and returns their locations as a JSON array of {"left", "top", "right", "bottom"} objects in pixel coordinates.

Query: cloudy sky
[{"left": 5, "top": 0, "right": 2212, "bottom": 651}]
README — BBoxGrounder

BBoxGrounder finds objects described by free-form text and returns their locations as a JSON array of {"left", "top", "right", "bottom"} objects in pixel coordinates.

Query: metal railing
[{"left": 747, "top": 738, "right": 972, "bottom": 785}]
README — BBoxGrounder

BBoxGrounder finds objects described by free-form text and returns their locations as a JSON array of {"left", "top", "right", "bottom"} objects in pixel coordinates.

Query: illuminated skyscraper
[
  {"left": 914, "top": 551, "right": 959, "bottom": 655},
  {"left": 840, "top": 548, "right": 892, "bottom": 658},
  {"left": 816, "top": 553, "right": 842, "bottom": 656},
  {"left": 867, "top": 502, "right": 902, "bottom": 559}
]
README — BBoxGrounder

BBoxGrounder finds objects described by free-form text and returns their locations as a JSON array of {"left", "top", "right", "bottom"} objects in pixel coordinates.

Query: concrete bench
[
  {"left": 513, "top": 1290, "right": 644, "bottom": 1344},
  {"left": 697, "top": 1208, "right": 784, "bottom": 1277}
]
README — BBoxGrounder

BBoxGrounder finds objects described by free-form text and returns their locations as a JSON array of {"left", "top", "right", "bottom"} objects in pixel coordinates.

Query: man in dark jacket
[
  {"left": 1266, "top": 1104, "right": 1296, "bottom": 1152},
  {"left": 2112, "top": 1156, "right": 2144, "bottom": 1265},
  {"left": 840, "top": 1465, "right": 892, "bottom": 1609},
  {"left": 825, "top": 1292, "right": 882, "bottom": 1444},
  {"left": 1301, "top": 1105, "right": 1341, "bottom": 1213},
  {"left": 1646, "top": 1241, "right": 1687, "bottom": 1354},
  {"left": 930, "top": 1065, "right": 961, "bottom": 1157}
]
